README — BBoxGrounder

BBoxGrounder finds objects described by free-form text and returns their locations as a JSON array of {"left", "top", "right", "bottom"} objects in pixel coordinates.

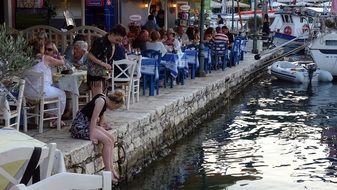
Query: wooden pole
[{"left": 237, "top": 0, "right": 243, "bottom": 29}]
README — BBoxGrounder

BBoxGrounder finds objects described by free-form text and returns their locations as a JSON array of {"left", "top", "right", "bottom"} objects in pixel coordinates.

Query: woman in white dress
[{"left": 25, "top": 39, "right": 67, "bottom": 126}]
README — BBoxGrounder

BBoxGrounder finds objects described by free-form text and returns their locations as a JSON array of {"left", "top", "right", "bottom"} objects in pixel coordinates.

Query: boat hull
[
  {"left": 272, "top": 32, "right": 306, "bottom": 52},
  {"left": 270, "top": 61, "right": 319, "bottom": 83},
  {"left": 309, "top": 49, "right": 337, "bottom": 77},
  {"left": 309, "top": 32, "right": 337, "bottom": 77}
]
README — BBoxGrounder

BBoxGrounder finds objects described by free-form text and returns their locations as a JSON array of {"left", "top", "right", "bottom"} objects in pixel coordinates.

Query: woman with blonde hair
[
  {"left": 25, "top": 39, "right": 67, "bottom": 127},
  {"left": 70, "top": 91, "right": 125, "bottom": 183}
]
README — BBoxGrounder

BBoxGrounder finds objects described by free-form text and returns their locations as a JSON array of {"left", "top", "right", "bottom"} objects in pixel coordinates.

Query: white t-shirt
[{"left": 146, "top": 41, "right": 168, "bottom": 56}]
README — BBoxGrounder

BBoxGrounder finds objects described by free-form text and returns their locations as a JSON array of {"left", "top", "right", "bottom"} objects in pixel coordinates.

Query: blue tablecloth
[
  {"left": 140, "top": 57, "right": 159, "bottom": 80},
  {"left": 161, "top": 53, "right": 192, "bottom": 78}
]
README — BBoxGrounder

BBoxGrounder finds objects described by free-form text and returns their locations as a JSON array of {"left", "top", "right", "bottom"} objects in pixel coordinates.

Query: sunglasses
[{"left": 45, "top": 48, "right": 53, "bottom": 52}]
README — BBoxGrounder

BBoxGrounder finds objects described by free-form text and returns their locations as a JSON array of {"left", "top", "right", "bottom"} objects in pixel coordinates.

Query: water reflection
[{"left": 121, "top": 78, "right": 337, "bottom": 190}]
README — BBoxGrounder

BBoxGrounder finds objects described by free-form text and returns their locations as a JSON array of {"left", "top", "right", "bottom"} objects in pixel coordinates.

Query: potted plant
[{"left": 0, "top": 23, "right": 36, "bottom": 110}]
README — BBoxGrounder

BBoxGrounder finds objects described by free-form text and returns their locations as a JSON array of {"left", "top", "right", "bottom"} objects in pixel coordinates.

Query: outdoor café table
[
  {"left": 140, "top": 57, "right": 159, "bottom": 96},
  {"left": 0, "top": 127, "right": 66, "bottom": 189},
  {"left": 127, "top": 54, "right": 142, "bottom": 78},
  {"left": 161, "top": 52, "right": 189, "bottom": 87},
  {"left": 57, "top": 70, "right": 87, "bottom": 120}
]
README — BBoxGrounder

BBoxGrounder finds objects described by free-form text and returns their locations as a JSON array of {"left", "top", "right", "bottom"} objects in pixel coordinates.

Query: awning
[{"left": 211, "top": 0, "right": 250, "bottom": 8}]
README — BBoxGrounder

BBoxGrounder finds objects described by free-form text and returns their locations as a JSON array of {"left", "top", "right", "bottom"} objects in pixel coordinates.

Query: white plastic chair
[
  {"left": 110, "top": 59, "right": 136, "bottom": 110},
  {"left": 0, "top": 143, "right": 56, "bottom": 189},
  {"left": 23, "top": 71, "right": 61, "bottom": 133},
  {"left": 0, "top": 79, "right": 25, "bottom": 130},
  {"left": 10, "top": 171, "right": 112, "bottom": 190}
]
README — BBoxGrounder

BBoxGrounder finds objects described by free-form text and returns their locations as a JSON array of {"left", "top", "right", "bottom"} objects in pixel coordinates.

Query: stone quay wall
[{"left": 62, "top": 53, "right": 276, "bottom": 179}]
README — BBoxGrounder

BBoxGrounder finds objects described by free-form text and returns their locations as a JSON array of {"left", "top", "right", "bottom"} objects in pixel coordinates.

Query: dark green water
[{"left": 121, "top": 76, "right": 337, "bottom": 190}]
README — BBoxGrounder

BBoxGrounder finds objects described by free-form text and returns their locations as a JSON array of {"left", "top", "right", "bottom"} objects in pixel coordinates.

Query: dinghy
[{"left": 270, "top": 61, "right": 333, "bottom": 83}]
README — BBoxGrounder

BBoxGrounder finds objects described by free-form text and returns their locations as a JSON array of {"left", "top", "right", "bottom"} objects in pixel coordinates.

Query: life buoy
[
  {"left": 283, "top": 26, "right": 292, "bottom": 35},
  {"left": 302, "top": 24, "right": 309, "bottom": 33}
]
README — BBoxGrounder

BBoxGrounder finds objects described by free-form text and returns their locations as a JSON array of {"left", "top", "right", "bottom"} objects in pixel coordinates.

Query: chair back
[
  {"left": 182, "top": 44, "right": 198, "bottom": 51},
  {"left": 23, "top": 71, "right": 44, "bottom": 100},
  {"left": 183, "top": 49, "right": 198, "bottom": 65},
  {"left": 0, "top": 143, "right": 56, "bottom": 189},
  {"left": 111, "top": 59, "right": 136, "bottom": 110},
  {"left": 0, "top": 79, "right": 26, "bottom": 129},
  {"left": 233, "top": 37, "right": 242, "bottom": 55},
  {"left": 141, "top": 50, "right": 162, "bottom": 66},
  {"left": 203, "top": 43, "right": 211, "bottom": 60},
  {"left": 140, "top": 58, "right": 158, "bottom": 77},
  {"left": 112, "top": 59, "right": 136, "bottom": 83},
  {"left": 211, "top": 41, "right": 228, "bottom": 56},
  {"left": 10, "top": 171, "right": 111, "bottom": 190}
]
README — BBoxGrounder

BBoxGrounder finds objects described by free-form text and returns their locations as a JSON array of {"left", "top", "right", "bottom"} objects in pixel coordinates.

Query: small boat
[
  {"left": 309, "top": 31, "right": 337, "bottom": 78},
  {"left": 270, "top": 61, "right": 333, "bottom": 83}
]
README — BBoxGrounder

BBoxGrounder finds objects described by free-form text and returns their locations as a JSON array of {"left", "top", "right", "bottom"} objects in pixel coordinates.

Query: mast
[{"left": 237, "top": 0, "right": 243, "bottom": 29}]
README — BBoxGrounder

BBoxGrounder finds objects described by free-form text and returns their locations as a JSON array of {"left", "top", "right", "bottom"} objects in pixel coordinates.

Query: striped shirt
[{"left": 213, "top": 33, "right": 229, "bottom": 43}]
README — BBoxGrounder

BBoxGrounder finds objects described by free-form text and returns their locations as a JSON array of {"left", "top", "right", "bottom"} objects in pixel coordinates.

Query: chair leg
[
  {"left": 34, "top": 106, "right": 39, "bottom": 125},
  {"left": 57, "top": 99, "right": 61, "bottom": 131},
  {"left": 156, "top": 79, "right": 159, "bottom": 95},
  {"left": 142, "top": 76, "right": 146, "bottom": 96},
  {"left": 126, "top": 86, "right": 132, "bottom": 110},
  {"left": 23, "top": 107, "right": 27, "bottom": 132},
  {"left": 136, "top": 89, "right": 139, "bottom": 102},
  {"left": 164, "top": 69, "right": 168, "bottom": 88},
  {"left": 190, "top": 64, "right": 196, "bottom": 79},
  {"left": 16, "top": 116, "right": 20, "bottom": 131},
  {"left": 39, "top": 101, "right": 44, "bottom": 133},
  {"left": 149, "top": 76, "right": 154, "bottom": 96}
]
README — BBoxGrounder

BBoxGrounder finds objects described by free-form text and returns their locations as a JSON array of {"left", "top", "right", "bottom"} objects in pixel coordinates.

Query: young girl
[{"left": 69, "top": 91, "right": 124, "bottom": 183}]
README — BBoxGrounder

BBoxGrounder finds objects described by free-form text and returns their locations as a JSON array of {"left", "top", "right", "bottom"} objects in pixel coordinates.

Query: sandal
[{"left": 49, "top": 120, "right": 66, "bottom": 128}]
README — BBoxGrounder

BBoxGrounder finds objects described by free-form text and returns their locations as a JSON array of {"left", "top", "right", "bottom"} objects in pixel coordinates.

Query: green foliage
[
  {"left": 0, "top": 23, "right": 36, "bottom": 81},
  {"left": 247, "top": 16, "right": 262, "bottom": 32}
]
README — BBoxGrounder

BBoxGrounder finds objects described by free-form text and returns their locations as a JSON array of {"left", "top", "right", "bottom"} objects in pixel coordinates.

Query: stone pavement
[{"left": 25, "top": 52, "right": 275, "bottom": 177}]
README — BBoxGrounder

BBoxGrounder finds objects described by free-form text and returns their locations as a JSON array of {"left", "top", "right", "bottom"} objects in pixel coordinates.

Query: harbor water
[{"left": 121, "top": 76, "right": 337, "bottom": 190}]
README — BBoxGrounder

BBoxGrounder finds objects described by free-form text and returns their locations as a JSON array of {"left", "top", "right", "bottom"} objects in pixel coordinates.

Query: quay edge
[{"left": 30, "top": 51, "right": 281, "bottom": 180}]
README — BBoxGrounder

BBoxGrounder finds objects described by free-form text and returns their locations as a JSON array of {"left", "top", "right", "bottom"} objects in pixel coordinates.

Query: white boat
[
  {"left": 270, "top": 61, "right": 333, "bottom": 83},
  {"left": 270, "top": 7, "right": 322, "bottom": 49},
  {"left": 309, "top": 31, "right": 337, "bottom": 77}
]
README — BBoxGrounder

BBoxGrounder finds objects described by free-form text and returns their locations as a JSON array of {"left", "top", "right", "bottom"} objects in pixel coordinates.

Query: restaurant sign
[
  {"left": 17, "top": 0, "right": 44, "bottom": 8},
  {"left": 86, "top": 0, "right": 104, "bottom": 6}
]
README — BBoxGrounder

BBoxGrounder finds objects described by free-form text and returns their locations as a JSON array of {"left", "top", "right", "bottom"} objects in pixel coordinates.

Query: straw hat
[{"left": 167, "top": 28, "right": 176, "bottom": 36}]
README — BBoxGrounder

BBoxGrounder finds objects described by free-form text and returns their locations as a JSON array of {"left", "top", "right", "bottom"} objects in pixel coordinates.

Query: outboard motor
[{"left": 306, "top": 63, "right": 317, "bottom": 83}]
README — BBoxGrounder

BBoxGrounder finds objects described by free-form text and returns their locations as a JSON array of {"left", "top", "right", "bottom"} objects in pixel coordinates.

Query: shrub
[{"left": 0, "top": 23, "right": 36, "bottom": 81}]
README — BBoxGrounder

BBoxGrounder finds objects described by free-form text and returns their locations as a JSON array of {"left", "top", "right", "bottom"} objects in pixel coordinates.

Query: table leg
[{"left": 72, "top": 93, "right": 79, "bottom": 120}]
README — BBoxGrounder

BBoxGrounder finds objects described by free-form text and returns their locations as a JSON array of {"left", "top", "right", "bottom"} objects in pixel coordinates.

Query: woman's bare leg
[
  {"left": 97, "top": 127, "right": 119, "bottom": 179},
  {"left": 91, "top": 128, "right": 113, "bottom": 171}
]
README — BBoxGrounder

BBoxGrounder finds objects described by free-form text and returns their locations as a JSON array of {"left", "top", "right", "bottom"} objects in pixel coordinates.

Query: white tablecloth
[
  {"left": 58, "top": 70, "right": 87, "bottom": 96},
  {"left": 57, "top": 70, "right": 87, "bottom": 119},
  {"left": 0, "top": 127, "right": 66, "bottom": 189}
]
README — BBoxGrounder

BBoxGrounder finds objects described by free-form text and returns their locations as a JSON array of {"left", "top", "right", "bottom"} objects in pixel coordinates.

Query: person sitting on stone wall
[{"left": 70, "top": 91, "right": 124, "bottom": 184}]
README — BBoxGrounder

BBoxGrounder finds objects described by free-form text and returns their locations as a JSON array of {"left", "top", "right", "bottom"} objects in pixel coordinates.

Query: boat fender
[
  {"left": 318, "top": 70, "right": 333, "bottom": 82},
  {"left": 302, "top": 24, "right": 309, "bottom": 33},
  {"left": 284, "top": 26, "right": 292, "bottom": 35}
]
